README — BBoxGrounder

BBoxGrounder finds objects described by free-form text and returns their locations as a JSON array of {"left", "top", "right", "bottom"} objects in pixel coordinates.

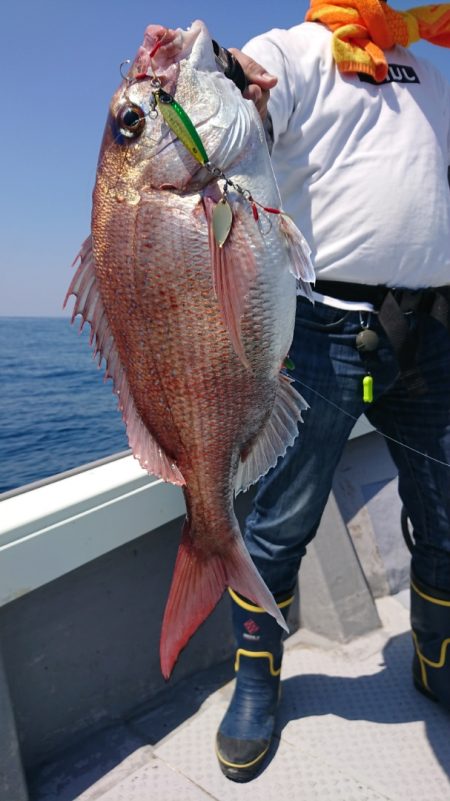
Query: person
[{"left": 213, "top": 0, "right": 450, "bottom": 783}]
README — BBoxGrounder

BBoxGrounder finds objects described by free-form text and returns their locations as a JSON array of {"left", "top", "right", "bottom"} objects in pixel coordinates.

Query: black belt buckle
[{"left": 392, "top": 288, "right": 422, "bottom": 314}]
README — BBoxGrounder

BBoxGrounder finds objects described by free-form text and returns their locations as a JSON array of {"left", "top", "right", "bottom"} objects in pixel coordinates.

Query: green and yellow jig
[
  {"left": 154, "top": 89, "right": 209, "bottom": 166},
  {"left": 152, "top": 86, "right": 235, "bottom": 247},
  {"left": 138, "top": 75, "right": 285, "bottom": 249}
]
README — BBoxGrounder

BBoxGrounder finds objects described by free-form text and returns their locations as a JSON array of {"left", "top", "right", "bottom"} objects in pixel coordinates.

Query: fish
[{"left": 65, "top": 19, "right": 314, "bottom": 679}]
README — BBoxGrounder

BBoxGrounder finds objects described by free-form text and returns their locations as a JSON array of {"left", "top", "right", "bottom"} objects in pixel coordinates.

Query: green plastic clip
[{"left": 363, "top": 374, "right": 373, "bottom": 403}]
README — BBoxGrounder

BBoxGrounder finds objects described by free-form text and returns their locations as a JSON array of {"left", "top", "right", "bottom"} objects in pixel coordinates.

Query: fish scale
[{"left": 99, "top": 191, "right": 254, "bottom": 524}]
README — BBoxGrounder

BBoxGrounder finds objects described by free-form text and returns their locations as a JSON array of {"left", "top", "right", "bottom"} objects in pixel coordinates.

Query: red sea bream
[{"left": 65, "top": 20, "right": 314, "bottom": 678}]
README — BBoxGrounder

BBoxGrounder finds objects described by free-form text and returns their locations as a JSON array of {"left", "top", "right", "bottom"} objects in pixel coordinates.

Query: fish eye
[{"left": 117, "top": 104, "right": 146, "bottom": 138}]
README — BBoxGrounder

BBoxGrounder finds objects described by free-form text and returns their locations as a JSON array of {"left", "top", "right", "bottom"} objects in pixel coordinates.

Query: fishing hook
[{"left": 119, "top": 59, "right": 132, "bottom": 82}]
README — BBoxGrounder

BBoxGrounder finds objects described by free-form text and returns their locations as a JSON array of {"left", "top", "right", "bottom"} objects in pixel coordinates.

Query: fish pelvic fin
[
  {"left": 64, "top": 236, "right": 185, "bottom": 486},
  {"left": 203, "top": 194, "right": 258, "bottom": 370},
  {"left": 160, "top": 522, "right": 287, "bottom": 680},
  {"left": 235, "top": 372, "right": 309, "bottom": 495},
  {"left": 279, "top": 213, "right": 315, "bottom": 301}
]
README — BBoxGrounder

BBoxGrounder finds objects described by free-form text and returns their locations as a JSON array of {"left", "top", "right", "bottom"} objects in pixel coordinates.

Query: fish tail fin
[{"left": 160, "top": 521, "right": 288, "bottom": 679}]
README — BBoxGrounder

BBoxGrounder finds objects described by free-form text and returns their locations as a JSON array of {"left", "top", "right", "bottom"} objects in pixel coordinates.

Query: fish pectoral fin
[
  {"left": 160, "top": 521, "right": 287, "bottom": 679},
  {"left": 235, "top": 372, "right": 309, "bottom": 495},
  {"left": 279, "top": 213, "right": 315, "bottom": 300},
  {"left": 64, "top": 235, "right": 185, "bottom": 486},
  {"left": 203, "top": 195, "right": 258, "bottom": 369}
]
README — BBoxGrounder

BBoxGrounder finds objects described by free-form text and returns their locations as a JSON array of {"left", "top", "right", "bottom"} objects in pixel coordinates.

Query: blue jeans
[{"left": 244, "top": 296, "right": 450, "bottom": 595}]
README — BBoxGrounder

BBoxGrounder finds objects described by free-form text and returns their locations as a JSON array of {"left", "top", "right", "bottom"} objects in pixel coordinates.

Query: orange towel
[{"left": 305, "top": 1, "right": 450, "bottom": 81}]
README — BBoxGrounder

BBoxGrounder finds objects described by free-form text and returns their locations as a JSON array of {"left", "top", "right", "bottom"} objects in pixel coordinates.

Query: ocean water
[{"left": 0, "top": 317, "right": 129, "bottom": 495}]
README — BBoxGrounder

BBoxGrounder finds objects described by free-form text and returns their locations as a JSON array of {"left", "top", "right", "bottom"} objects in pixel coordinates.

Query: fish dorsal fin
[
  {"left": 235, "top": 372, "right": 309, "bottom": 495},
  {"left": 204, "top": 195, "right": 258, "bottom": 369},
  {"left": 64, "top": 236, "right": 185, "bottom": 486}
]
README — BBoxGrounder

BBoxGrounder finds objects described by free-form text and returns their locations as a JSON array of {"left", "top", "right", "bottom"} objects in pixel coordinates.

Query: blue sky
[{"left": 2, "top": 0, "right": 449, "bottom": 317}]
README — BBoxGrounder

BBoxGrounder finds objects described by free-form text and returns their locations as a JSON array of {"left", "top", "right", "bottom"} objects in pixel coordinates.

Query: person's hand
[{"left": 228, "top": 48, "right": 278, "bottom": 120}]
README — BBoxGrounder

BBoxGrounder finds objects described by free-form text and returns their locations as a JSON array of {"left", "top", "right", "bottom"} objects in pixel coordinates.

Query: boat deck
[{"left": 31, "top": 592, "right": 450, "bottom": 801}]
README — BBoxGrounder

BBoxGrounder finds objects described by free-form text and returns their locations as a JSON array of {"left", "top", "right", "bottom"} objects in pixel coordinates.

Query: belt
[{"left": 314, "top": 281, "right": 450, "bottom": 394}]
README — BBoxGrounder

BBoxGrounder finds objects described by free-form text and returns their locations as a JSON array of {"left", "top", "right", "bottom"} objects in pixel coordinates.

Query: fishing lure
[
  {"left": 141, "top": 74, "right": 286, "bottom": 248},
  {"left": 212, "top": 197, "right": 233, "bottom": 248},
  {"left": 154, "top": 89, "right": 209, "bottom": 166},
  {"left": 151, "top": 86, "right": 235, "bottom": 248}
]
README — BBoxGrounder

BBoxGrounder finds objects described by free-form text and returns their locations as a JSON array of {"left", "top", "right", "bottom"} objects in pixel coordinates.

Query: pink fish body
[{"left": 65, "top": 20, "right": 314, "bottom": 678}]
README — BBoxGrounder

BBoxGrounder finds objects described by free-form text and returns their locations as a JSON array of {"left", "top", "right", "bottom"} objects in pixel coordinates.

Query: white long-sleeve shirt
[{"left": 244, "top": 22, "right": 450, "bottom": 289}]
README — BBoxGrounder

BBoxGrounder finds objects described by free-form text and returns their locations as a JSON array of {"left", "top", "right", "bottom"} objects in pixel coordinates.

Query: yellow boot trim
[
  {"left": 412, "top": 631, "right": 450, "bottom": 670},
  {"left": 228, "top": 586, "right": 294, "bottom": 612},
  {"left": 215, "top": 742, "right": 270, "bottom": 770},
  {"left": 234, "top": 648, "right": 282, "bottom": 676},
  {"left": 413, "top": 631, "right": 431, "bottom": 691},
  {"left": 412, "top": 631, "right": 450, "bottom": 692},
  {"left": 411, "top": 580, "right": 450, "bottom": 608}
]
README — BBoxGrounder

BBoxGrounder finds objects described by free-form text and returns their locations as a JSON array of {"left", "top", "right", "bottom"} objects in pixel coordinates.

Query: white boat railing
[
  {"left": 0, "top": 453, "right": 186, "bottom": 608},
  {"left": 0, "top": 417, "right": 373, "bottom": 609}
]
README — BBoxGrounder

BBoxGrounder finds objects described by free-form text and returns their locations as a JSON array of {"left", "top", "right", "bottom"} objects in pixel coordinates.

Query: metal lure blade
[{"left": 212, "top": 198, "right": 233, "bottom": 248}]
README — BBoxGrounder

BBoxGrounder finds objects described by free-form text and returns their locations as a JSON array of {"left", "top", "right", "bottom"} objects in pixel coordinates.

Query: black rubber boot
[
  {"left": 216, "top": 587, "right": 293, "bottom": 782},
  {"left": 411, "top": 572, "right": 450, "bottom": 712}
]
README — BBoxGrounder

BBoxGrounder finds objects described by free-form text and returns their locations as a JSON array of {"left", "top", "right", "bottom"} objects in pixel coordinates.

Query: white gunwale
[{"left": 0, "top": 417, "right": 372, "bottom": 608}]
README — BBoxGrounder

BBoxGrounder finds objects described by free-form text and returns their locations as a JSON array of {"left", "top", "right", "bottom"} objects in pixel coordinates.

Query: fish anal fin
[
  {"left": 235, "top": 372, "right": 309, "bottom": 495},
  {"left": 160, "top": 521, "right": 287, "bottom": 679},
  {"left": 64, "top": 236, "right": 185, "bottom": 486}
]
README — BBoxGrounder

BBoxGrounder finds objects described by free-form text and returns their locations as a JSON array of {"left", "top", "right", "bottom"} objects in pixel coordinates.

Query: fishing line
[{"left": 294, "top": 376, "right": 450, "bottom": 470}]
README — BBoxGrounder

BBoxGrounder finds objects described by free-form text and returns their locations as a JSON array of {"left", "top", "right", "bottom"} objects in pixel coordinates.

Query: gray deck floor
[{"left": 32, "top": 593, "right": 450, "bottom": 801}]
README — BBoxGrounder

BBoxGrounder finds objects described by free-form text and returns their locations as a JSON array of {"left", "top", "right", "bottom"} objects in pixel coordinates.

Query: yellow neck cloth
[{"left": 305, "top": 0, "right": 450, "bottom": 81}]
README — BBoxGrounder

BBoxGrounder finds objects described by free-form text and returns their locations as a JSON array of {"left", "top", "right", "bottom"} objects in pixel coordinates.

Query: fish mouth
[
  {"left": 115, "top": 20, "right": 237, "bottom": 193},
  {"left": 142, "top": 20, "right": 207, "bottom": 69},
  {"left": 130, "top": 20, "right": 208, "bottom": 96}
]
